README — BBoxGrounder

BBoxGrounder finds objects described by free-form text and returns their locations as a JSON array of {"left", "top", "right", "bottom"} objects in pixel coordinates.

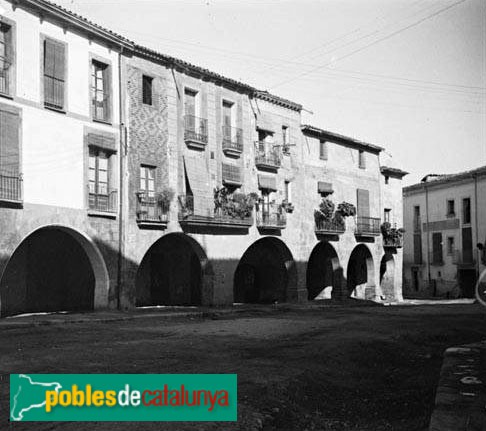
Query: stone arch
[
  {"left": 136, "top": 233, "right": 214, "bottom": 306},
  {"left": 234, "top": 237, "right": 297, "bottom": 304},
  {"left": 347, "top": 244, "right": 375, "bottom": 299},
  {"left": 0, "top": 225, "right": 109, "bottom": 317},
  {"left": 306, "top": 241, "right": 343, "bottom": 300},
  {"left": 380, "top": 253, "right": 395, "bottom": 300}
]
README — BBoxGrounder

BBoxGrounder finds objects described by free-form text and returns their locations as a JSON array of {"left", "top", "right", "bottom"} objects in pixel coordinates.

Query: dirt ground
[{"left": 1, "top": 303, "right": 485, "bottom": 431}]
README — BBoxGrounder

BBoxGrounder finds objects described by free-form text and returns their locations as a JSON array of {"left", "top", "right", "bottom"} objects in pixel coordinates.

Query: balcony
[
  {"left": 256, "top": 203, "right": 286, "bottom": 230},
  {"left": 136, "top": 191, "right": 169, "bottom": 228},
  {"left": 355, "top": 216, "right": 380, "bottom": 237},
  {"left": 222, "top": 163, "right": 242, "bottom": 187},
  {"left": 88, "top": 189, "right": 117, "bottom": 215},
  {"left": 315, "top": 218, "right": 345, "bottom": 235},
  {"left": 178, "top": 195, "right": 253, "bottom": 229},
  {"left": 381, "top": 223, "right": 404, "bottom": 248},
  {"left": 184, "top": 115, "right": 208, "bottom": 150},
  {"left": 383, "top": 236, "right": 403, "bottom": 248},
  {"left": 452, "top": 249, "right": 475, "bottom": 267},
  {"left": 0, "top": 56, "right": 11, "bottom": 95},
  {"left": 222, "top": 126, "right": 243, "bottom": 157},
  {"left": 254, "top": 143, "right": 281, "bottom": 171},
  {"left": 0, "top": 171, "right": 22, "bottom": 203}
]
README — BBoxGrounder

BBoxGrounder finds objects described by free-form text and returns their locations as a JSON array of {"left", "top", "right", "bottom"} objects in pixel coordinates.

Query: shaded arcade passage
[
  {"left": 307, "top": 241, "right": 343, "bottom": 300},
  {"left": 234, "top": 237, "right": 296, "bottom": 304},
  {"left": 347, "top": 244, "right": 375, "bottom": 299},
  {"left": 0, "top": 227, "right": 96, "bottom": 317},
  {"left": 136, "top": 233, "right": 211, "bottom": 306}
]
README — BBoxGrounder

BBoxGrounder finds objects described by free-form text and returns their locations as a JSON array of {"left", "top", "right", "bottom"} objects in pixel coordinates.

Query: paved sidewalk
[{"left": 429, "top": 342, "right": 486, "bottom": 431}]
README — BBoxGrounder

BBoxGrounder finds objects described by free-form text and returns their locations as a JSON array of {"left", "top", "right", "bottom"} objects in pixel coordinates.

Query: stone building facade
[
  {"left": 0, "top": 0, "right": 407, "bottom": 317},
  {"left": 403, "top": 166, "right": 486, "bottom": 298}
]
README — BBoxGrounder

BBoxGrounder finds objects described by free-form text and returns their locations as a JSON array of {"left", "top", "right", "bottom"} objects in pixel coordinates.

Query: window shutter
[
  {"left": 53, "top": 41, "right": 65, "bottom": 81},
  {"left": 103, "top": 65, "right": 111, "bottom": 121},
  {"left": 44, "top": 39, "right": 56, "bottom": 77},
  {"left": 432, "top": 232, "right": 442, "bottom": 264},
  {"left": 0, "top": 109, "right": 20, "bottom": 173},
  {"left": 356, "top": 188, "right": 370, "bottom": 218}
]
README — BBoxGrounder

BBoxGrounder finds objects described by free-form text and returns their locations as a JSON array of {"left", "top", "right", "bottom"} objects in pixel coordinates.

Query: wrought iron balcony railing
[
  {"left": 383, "top": 236, "right": 404, "bottom": 248},
  {"left": 184, "top": 115, "right": 208, "bottom": 148},
  {"left": 136, "top": 191, "right": 169, "bottom": 225},
  {"left": 0, "top": 171, "right": 22, "bottom": 202},
  {"left": 178, "top": 194, "right": 253, "bottom": 227},
  {"left": 315, "top": 218, "right": 345, "bottom": 235},
  {"left": 222, "top": 163, "right": 242, "bottom": 186},
  {"left": 222, "top": 126, "right": 243, "bottom": 156},
  {"left": 89, "top": 189, "right": 117, "bottom": 213},
  {"left": 0, "top": 56, "right": 11, "bottom": 95},
  {"left": 254, "top": 143, "right": 281, "bottom": 170},
  {"left": 256, "top": 203, "right": 286, "bottom": 230},
  {"left": 355, "top": 216, "right": 381, "bottom": 236}
]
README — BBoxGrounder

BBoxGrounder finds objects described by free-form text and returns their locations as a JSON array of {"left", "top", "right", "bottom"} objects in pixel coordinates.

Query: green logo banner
[{"left": 10, "top": 374, "right": 237, "bottom": 422}]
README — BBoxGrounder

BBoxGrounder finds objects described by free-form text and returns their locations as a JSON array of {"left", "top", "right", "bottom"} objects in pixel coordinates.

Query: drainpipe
[
  {"left": 425, "top": 184, "right": 431, "bottom": 289},
  {"left": 116, "top": 46, "right": 126, "bottom": 311}
]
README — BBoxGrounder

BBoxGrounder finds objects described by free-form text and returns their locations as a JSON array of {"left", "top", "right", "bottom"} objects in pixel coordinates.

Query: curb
[{"left": 429, "top": 342, "right": 486, "bottom": 430}]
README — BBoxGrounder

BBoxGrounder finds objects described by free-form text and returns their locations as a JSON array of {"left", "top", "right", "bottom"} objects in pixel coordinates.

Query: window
[
  {"left": 0, "top": 105, "right": 21, "bottom": 202},
  {"left": 385, "top": 176, "right": 389, "bottom": 185},
  {"left": 446, "top": 199, "right": 455, "bottom": 217},
  {"left": 432, "top": 232, "right": 443, "bottom": 265},
  {"left": 43, "top": 38, "right": 66, "bottom": 110},
  {"left": 0, "top": 22, "right": 13, "bottom": 96},
  {"left": 142, "top": 75, "right": 153, "bottom": 105},
  {"left": 319, "top": 140, "right": 328, "bottom": 160},
  {"left": 140, "top": 165, "right": 155, "bottom": 197},
  {"left": 91, "top": 60, "right": 110, "bottom": 122},
  {"left": 384, "top": 208, "right": 391, "bottom": 223},
  {"left": 284, "top": 180, "right": 291, "bottom": 203},
  {"left": 358, "top": 150, "right": 366, "bottom": 169},
  {"left": 88, "top": 147, "right": 114, "bottom": 212},
  {"left": 222, "top": 100, "right": 233, "bottom": 141},
  {"left": 282, "top": 126, "right": 290, "bottom": 155},
  {"left": 447, "top": 237, "right": 455, "bottom": 255},
  {"left": 463, "top": 197, "right": 471, "bottom": 224}
]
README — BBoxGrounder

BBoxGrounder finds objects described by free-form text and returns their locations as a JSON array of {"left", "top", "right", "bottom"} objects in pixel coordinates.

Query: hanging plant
[
  {"left": 317, "top": 198, "right": 335, "bottom": 221},
  {"left": 336, "top": 201, "right": 356, "bottom": 217},
  {"left": 156, "top": 187, "right": 175, "bottom": 209}
]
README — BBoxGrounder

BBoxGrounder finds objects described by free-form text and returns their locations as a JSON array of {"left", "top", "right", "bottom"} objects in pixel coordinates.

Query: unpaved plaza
[{"left": 1, "top": 303, "right": 485, "bottom": 431}]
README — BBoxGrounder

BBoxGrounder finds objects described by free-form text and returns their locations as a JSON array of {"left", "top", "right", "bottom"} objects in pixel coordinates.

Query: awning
[
  {"left": 318, "top": 181, "right": 333, "bottom": 194},
  {"left": 87, "top": 133, "right": 117, "bottom": 152},
  {"left": 184, "top": 155, "right": 213, "bottom": 217},
  {"left": 258, "top": 174, "right": 277, "bottom": 191},
  {"left": 256, "top": 112, "right": 275, "bottom": 133}
]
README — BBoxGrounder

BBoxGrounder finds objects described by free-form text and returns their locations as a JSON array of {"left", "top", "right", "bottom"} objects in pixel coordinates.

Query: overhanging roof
[
  {"left": 380, "top": 166, "right": 408, "bottom": 179},
  {"left": 301, "top": 124, "right": 384, "bottom": 154}
]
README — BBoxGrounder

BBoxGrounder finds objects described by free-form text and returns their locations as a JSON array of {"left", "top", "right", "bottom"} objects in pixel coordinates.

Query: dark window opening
[{"left": 142, "top": 75, "right": 153, "bottom": 105}]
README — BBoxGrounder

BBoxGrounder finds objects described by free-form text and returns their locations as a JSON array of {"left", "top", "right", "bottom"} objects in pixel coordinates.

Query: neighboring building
[
  {"left": 0, "top": 0, "right": 407, "bottom": 317},
  {"left": 403, "top": 166, "right": 486, "bottom": 298},
  {"left": 0, "top": 0, "right": 132, "bottom": 316}
]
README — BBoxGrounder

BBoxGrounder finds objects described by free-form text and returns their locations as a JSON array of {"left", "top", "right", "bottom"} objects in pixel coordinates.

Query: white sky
[{"left": 57, "top": 0, "right": 485, "bottom": 185}]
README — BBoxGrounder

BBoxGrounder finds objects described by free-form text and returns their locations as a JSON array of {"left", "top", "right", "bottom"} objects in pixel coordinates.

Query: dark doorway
[
  {"left": 0, "top": 227, "right": 97, "bottom": 317},
  {"left": 459, "top": 269, "right": 476, "bottom": 298},
  {"left": 234, "top": 237, "right": 296, "bottom": 304},
  {"left": 347, "top": 244, "right": 375, "bottom": 299},
  {"left": 136, "top": 233, "right": 211, "bottom": 306},
  {"left": 306, "top": 242, "right": 342, "bottom": 300}
]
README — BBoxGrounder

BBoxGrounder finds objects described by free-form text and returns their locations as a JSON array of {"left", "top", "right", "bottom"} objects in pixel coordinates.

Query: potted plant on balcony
[
  {"left": 156, "top": 187, "right": 174, "bottom": 216},
  {"left": 381, "top": 222, "right": 405, "bottom": 246},
  {"left": 336, "top": 201, "right": 356, "bottom": 218},
  {"left": 281, "top": 199, "right": 294, "bottom": 213},
  {"left": 314, "top": 197, "right": 334, "bottom": 227}
]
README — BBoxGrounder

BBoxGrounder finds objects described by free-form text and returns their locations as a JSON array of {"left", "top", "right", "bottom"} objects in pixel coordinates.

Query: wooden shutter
[
  {"left": 432, "top": 232, "right": 442, "bottom": 264},
  {"left": 356, "top": 189, "right": 370, "bottom": 218},
  {"left": 0, "top": 109, "right": 20, "bottom": 173},
  {"left": 320, "top": 141, "right": 328, "bottom": 160},
  {"left": 44, "top": 39, "right": 65, "bottom": 108},
  {"left": 462, "top": 227, "right": 473, "bottom": 263},
  {"left": 413, "top": 234, "right": 422, "bottom": 264}
]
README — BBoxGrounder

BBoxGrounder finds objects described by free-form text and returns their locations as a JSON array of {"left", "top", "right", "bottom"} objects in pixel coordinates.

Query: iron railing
[
  {"left": 89, "top": 189, "right": 117, "bottom": 213},
  {"left": 256, "top": 202, "right": 286, "bottom": 229},
  {"left": 0, "top": 171, "right": 22, "bottom": 202},
  {"left": 222, "top": 163, "right": 242, "bottom": 185},
  {"left": 184, "top": 115, "right": 208, "bottom": 143},
  {"left": 222, "top": 126, "right": 243, "bottom": 153},
  {"left": 178, "top": 194, "right": 253, "bottom": 226},
  {"left": 0, "top": 55, "right": 11, "bottom": 95},
  {"left": 315, "top": 218, "right": 345, "bottom": 234},
  {"left": 355, "top": 216, "right": 380, "bottom": 236},
  {"left": 383, "top": 236, "right": 404, "bottom": 248},
  {"left": 136, "top": 191, "right": 169, "bottom": 223},
  {"left": 44, "top": 75, "right": 64, "bottom": 110},
  {"left": 254, "top": 142, "right": 281, "bottom": 169}
]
